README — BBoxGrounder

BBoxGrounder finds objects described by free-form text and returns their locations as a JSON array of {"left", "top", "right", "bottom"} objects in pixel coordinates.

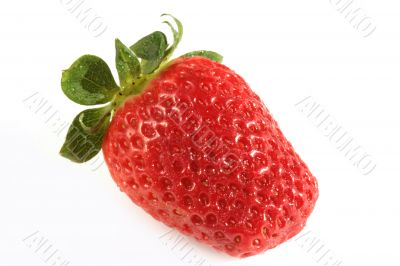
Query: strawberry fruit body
[{"left": 60, "top": 15, "right": 318, "bottom": 258}]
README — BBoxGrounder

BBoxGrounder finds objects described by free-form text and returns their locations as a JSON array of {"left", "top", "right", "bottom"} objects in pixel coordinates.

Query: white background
[{"left": 0, "top": 0, "right": 399, "bottom": 265}]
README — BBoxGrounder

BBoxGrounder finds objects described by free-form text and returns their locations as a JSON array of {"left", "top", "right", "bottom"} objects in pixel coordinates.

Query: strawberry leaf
[
  {"left": 162, "top": 14, "right": 183, "bottom": 61},
  {"left": 130, "top": 31, "right": 168, "bottom": 74},
  {"left": 115, "top": 39, "right": 141, "bottom": 91},
  {"left": 60, "top": 107, "right": 111, "bottom": 163},
  {"left": 181, "top": 50, "right": 223, "bottom": 63},
  {"left": 130, "top": 31, "right": 167, "bottom": 60},
  {"left": 61, "top": 55, "right": 119, "bottom": 105}
]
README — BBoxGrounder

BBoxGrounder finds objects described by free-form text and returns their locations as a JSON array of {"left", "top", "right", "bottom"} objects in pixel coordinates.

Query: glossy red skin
[{"left": 102, "top": 57, "right": 318, "bottom": 257}]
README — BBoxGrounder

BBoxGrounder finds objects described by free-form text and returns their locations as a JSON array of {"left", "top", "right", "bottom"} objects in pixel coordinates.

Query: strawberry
[{"left": 59, "top": 14, "right": 318, "bottom": 258}]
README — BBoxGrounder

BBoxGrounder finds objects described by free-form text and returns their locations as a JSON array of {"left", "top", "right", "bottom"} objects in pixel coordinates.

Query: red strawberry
[{"left": 60, "top": 15, "right": 318, "bottom": 258}]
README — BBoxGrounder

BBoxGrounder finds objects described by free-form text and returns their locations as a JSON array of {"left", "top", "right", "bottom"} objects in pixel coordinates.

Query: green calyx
[{"left": 59, "top": 14, "right": 223, "bottom": 163}]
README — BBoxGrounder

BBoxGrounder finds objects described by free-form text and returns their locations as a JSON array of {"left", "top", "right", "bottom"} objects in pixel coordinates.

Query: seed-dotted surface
[{"left": 102, "top": 57, "right": 318, "bottom": 257}]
